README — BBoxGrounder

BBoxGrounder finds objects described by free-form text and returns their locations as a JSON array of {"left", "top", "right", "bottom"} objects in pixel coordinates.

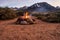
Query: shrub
[
  {"left": 0, "top": 7, "right": 18, "bottom": 20},
  {"left": 33, "top": 11, "right": 60, "bottom": 23}
]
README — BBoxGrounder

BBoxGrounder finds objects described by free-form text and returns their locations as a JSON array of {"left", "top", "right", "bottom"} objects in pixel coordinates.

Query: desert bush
[
  {"left": 33, "top": 11, "right": 60, "bottom": 23},
  {"left": 45, "top": 12, "right": 60, "bottom": 23},
  {"left": 0, "top": 7, "right": 18, "bottom": 20}
]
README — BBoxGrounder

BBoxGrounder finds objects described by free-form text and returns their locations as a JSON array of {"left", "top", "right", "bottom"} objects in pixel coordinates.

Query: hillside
[{"left": 0, "top": 17, "right": 60, "bottom": 40}]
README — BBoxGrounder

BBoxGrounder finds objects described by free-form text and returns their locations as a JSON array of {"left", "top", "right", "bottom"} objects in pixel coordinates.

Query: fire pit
[{"left": 16, "top": 12, "right": 36, "bottom": 25}]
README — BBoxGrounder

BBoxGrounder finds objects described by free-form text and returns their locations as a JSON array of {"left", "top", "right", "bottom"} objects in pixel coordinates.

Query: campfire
[
  {"left": 21, "top": 12, "right": 30, "bottom": 19},
  {"left": 16, "top": 12, "right": 36, "bottom": 25}
]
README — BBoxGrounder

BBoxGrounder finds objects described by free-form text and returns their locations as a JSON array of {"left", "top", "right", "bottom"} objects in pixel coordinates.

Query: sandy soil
[{"left": 0, "top": 18, "right": 60, "bottom": 40}]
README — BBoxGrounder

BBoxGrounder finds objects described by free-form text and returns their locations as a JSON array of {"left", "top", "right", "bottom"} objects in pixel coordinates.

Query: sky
[{"left": 0, "top": 0, "right": 60, "bottom": 8}]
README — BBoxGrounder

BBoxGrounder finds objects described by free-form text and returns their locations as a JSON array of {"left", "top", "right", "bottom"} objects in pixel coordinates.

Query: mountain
[
  {"left": 18, "top": 2, "right": 57, "bottom": 13},
  {"left": 56, "top": 6, "right": 60, "bottom": 10},
  {"left": 26, "top": 2, "right": 56, "bottom": 12},
  {"left": 17, "top": 6, "right": 28, "bottom": 12}
]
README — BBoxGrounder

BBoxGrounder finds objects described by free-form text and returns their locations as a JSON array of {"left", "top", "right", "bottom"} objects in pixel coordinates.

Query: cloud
[{"left": 0, "top": 0, "right": 60, "bottom": 7}]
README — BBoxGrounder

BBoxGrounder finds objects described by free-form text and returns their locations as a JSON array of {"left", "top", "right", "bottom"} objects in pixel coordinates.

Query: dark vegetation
[
  {"left": 32, "top": 10, "right": 60, "bottom": 23},
  {"left": 0, "top": 7, "right": 18, "bottom": 20},
  {"left": 0, "top": 7, "right": 24, "bottom": 20}
]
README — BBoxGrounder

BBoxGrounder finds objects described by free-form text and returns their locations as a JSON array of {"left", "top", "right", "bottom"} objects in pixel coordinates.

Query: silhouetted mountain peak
[
  {"left": 27, "top": 2, "right": 56, "bottom": 12},
  {"left": 18, "top": 2, "right": 56, "bottom": 12}
]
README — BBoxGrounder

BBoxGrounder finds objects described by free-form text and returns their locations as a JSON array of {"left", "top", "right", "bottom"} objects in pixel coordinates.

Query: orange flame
[
  {"left": 25, "top": 12, "right": 29, "bottom": 18},
  {"left": 21, "top": 12, "right": 30, "bottom": 19}
]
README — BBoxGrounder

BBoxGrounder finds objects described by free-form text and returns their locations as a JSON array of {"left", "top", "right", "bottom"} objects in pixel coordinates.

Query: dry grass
[{"left": 0, "top": 18, "right": 60, "bottom": 40}]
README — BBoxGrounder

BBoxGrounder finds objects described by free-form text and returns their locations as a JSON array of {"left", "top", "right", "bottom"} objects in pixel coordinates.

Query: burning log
[{"left": 16, "top": 12, "right": 36, "bottom": 25}]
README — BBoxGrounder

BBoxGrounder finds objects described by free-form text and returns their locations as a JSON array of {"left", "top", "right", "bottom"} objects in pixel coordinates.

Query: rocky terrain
[{"left": 0, "top": 18, "right": 60, "bottom": 40}]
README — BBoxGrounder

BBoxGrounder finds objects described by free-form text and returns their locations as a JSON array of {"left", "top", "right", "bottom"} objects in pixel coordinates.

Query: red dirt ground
[{"left": 0, "top": 18, "right": 60, "bottom": 40}]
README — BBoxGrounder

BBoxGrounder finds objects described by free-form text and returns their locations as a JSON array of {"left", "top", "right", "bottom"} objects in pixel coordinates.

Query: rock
[
  {"left": 15, "top": 18, "right": 36, "bottom": 25},
  {"left": 20, "top": 21, "right": 29, "bottom": 25}
]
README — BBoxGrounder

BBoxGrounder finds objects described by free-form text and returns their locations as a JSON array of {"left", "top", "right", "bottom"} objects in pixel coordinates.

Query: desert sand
[{"left": 0, "top": 18, "right": 60, "bottom": 40}]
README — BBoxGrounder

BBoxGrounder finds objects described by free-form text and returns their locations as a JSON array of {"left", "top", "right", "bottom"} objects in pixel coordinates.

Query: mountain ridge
[
  {"left": 18, "top": 2, "right": 57, "bottom": 12},
  {"left": 27, "top": 2, "right": 56, "bottom": 12}
]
